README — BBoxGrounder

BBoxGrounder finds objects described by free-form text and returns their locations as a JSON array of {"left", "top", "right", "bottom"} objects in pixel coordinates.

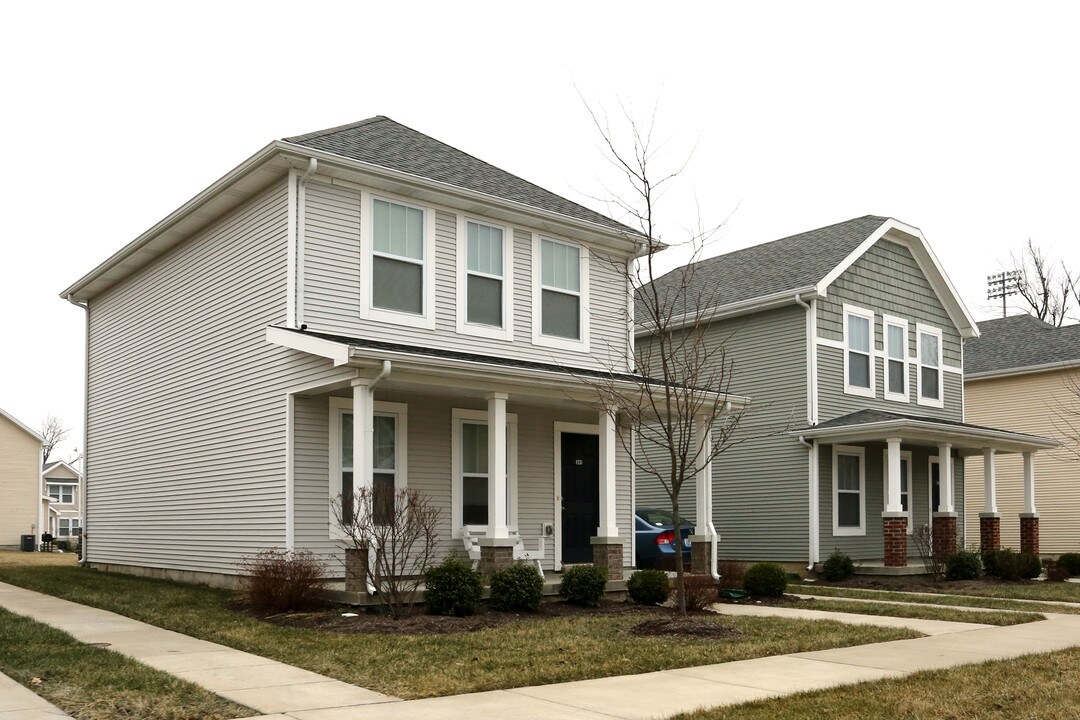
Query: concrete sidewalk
[{"left": 0, "top": 670, "right": 70, "bottom": 719}]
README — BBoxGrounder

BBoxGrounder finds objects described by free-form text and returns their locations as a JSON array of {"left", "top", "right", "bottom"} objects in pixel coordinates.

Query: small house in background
[
  {"left": 964, "top": 315, "right": 1080, "bottom": 555},
  {"left": 0, "top": 406, "right": 45, "bottom": 550},
  {"left": 43, "top": 460, "right": 82, "bottom": 542}
]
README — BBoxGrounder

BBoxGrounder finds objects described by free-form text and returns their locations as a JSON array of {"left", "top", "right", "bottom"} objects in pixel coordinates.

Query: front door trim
[{"left": 553, "top": 421, "right": 599, "bottom": 571}]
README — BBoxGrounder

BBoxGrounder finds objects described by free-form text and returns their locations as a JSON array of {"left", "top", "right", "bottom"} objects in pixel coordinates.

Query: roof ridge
[
  {"left": 705, "top": 214, "right": 887, "bottom": 263},
  {"left": 283, "top": 115, "right": 389, "bottom": 143}
]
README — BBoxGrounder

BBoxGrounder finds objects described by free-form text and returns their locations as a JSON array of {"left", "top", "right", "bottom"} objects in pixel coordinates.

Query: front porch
[{"left": 799, "top": 410, "right": 1058, "bottom": 568}]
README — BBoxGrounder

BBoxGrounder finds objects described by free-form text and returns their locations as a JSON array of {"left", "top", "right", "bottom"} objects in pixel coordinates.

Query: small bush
[
  {"left": 680, "top": 574, "right": 719, "bottom": 611},
  {"left": 821, "top": 549, "right": 855, "bottom": 581},
  {"left": 560, "top": 564, "right": 608, "bottom": 607},
  {"left": 627, "top": 569, "right": 671, "bottom": 605},
  {"left": 425, "top": 557, "right": 483, "bottom": 616},
  {"left": 984, "top": 548, "right": 1041, "bottom": 581},
  {"left": 1057, "top": 553, "right": 1080, "bottom": 575},
  {"left": 1045, "top": 559, "right": 1071, "bottom": 582},
  {"left": 239, "top": 549, "right": 327, "bottom": 613},
  {"left": 945, "top": 549, "right": 983, "bottom": 580},
  {"left": 716, "top": 560, "right": 746, "bottom": 587},
  {"left": 490, "top": 562, "right": 544, "bottom": 612},
  {"left": 56, "top": 540, "right": 75, "bottom": 553},
  {"left": 743, "top": 562, "right": 787, "bottom": 597}
]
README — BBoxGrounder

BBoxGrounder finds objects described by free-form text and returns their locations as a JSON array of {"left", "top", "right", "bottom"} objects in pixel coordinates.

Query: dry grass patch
[
  {"left": 797, "top": 583, "right": 1080, "bottom": 615},
  {"left": 802, "top": 597, "right": 1044, "bottom": 626},
  {"left": 0, "top": 550, "right": 78, "bottom": 568}
]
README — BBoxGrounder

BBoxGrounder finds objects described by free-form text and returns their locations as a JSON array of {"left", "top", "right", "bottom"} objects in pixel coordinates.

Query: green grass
[
  {"left": 0, "top": 608, "right": 248, "bottom": 720},
  {"left": 803, "top": 597, "right": 1044, "bottom": 626},
  {"left": 795, "top": 583, "right": 1080, "bottom": 615},
  {"left": 671, "top": 646, "right": 1080, "bottom": 720},
  {"left": 0, "top": 564, "right": 919, "bottom": 699}
]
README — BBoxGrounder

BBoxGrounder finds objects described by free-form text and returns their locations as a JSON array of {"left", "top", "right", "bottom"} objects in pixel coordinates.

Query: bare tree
[
  {"left": 580, "top": 103, "right": 749, "bottom": 615},
  {"left": 39, "top": 415, "right": 69, "bottom": 465},
  {"left": 1010, "top": 239, "right": 1074, "bottom": 326}
]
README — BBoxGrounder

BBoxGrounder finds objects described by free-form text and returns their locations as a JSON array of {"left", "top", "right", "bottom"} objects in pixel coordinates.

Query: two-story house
[
  {"left": 0, "top": 407, "right": 45, "bottom": 550},
  {"left": 43, "top": 460, "right": 82, "bottom": 542},
  {"left": 63, "top": 117, "right": 744, "bottom": 588},
  {"left": 636, "top": 216, "right": 1057, "bottom": 571}
]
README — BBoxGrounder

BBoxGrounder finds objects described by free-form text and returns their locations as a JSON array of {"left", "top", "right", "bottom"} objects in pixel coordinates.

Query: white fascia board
[
  {"left": 635, "top": 286, "right": 820, "bottom": 337},
  {"left": 0, "top": 407, "right": 44, "bottom": 442},
  {"left": 42, "top": 461, "right": 81, "bottom": 479},
  {"left": 793, "top": 419, "right": 1059, "bottom": 451},
  {"left": 965, "top": 360, "right": 1080, "bottom": 382},
  {"left": 265, "top": 327, "right": 351, "bottom": 366}
]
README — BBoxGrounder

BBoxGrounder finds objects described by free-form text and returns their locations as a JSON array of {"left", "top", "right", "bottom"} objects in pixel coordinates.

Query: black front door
[{"left": 561, "top": 432, "right": 600, "bottom": 564}]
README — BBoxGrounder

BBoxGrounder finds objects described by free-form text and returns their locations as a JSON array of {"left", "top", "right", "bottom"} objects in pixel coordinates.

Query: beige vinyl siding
[
  {"left": 43, "top": 465, "right": 81, "bottom": 535},
  {"left": 292, "top": 392, "right": 635, "bottom": 573},
  {"left": 85, "top": 181, "right": 351, "bottom": 575},
  {"left": 636, "top": 305, "right": 810, "bottom": 562},
  {"left": 302, "top": 181, "right": 631, "bottom": 372},
  {"left": 964, "top": 370, "right": 1080, "bottom": 554},
  {"left": 0, "top": 416, "right": 41, "bottom": 548},
  {"left": 817, "top": 238, "right": 963, "bottom": 422}
]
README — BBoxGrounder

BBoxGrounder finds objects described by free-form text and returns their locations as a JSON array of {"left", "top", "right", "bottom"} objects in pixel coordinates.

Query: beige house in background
[
  {"left": 0, "top": 407, "right": 45, "bottom": 549},
  {"left": 964, "top": 315, "right": 1080, "bottom": 555},
  {"left": 43, "top": 460, "right": 82, "bottom": 541}
]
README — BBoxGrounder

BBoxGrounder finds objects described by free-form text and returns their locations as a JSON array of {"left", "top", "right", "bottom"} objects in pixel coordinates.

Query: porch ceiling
[{"left": 793, "top": 409, "right": 1059, "bottom": 455}]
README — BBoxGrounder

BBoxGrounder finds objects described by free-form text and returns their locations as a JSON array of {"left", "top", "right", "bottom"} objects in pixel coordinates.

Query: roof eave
[
  {"left": 792, "top": 418, "right": 1059, "bottom": 452},
  {"left": 635, "top": 285, "right": 820, "bottom": 336},
  {"left": 965, "top": 359, "right": 1080, "bottom": 381}
]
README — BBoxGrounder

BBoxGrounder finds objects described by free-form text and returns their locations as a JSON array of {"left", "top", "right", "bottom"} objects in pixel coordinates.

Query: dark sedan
[{"left": 635, "top": 507, "right": 694, "bottom": 569}]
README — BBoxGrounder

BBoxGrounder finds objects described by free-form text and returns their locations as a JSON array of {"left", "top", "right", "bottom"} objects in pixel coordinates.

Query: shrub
[
  {"left": 945, "top": 549, "right": 983, "bottom": 580},
  {"left": 56, "top": 540, "right": 75, "bottom": 553},
  {"left": 239, "top": 549, "right": 327, "bottom": 613},
  {"left": 490, "top": 562, "right": 544, "bottom": 612},
  {"left": 680, "top": 574, "right": 719, "bottom": 611},
  {"left": 716, "top": 560, "right": 746, "bottom": 587},
  {"left": 1057, "top": 553, "right": 1080, "bottom": 575},
  {"left": 560, "top": 564, "right": 609, "bottom": 607},
  {"left": 425, "top": 557, "right": 483, "bottom": 616},
  {"left": 821, "top": 549, "right": 855, "bottom": 581},
  {"left": 984, "top": 548, "right": 1041, "bottom": 581},
  {"left": 1045, "top": 559, "right": 1071, "bottom": 582},
  {"left": 627, "top": 569, "right": 670, "bottom": 605},
  {"left": 743, "top": 562, "right": 787, "bottom": 597}
]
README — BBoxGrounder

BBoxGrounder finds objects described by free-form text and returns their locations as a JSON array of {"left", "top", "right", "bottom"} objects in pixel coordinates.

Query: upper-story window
[
  {"left": 47, "top": 484, "right": 74, "bottom": 504},
  {"left": 843, "top": 304, "right": 875, "bottom": 397},
  {"left": 361, "top": 192, "right": 436, "bottom": 329},
  {"left": 533, "top": 235, "right": 590, "bottom": 351},
  {"left": 457, "top": 217, "right": 513, "bottom": 340},
  {"left": 917, "top": 324, "right": 943, "bottom": 407},
  {"left": 883, "top": 315, "right": 909, "bottom": 402}
]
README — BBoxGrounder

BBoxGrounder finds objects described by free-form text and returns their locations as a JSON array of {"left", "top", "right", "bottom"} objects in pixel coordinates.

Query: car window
[{"left": 637, "top": 509, "right": 690, "bottom": 527}]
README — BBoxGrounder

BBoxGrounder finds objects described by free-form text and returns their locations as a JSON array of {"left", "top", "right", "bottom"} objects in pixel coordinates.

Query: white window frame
[
  {"left": 883, "top": 315, "right": 910, "bottom": 403},
  {"left": 832, "top": 444, "right": 866, "bottom": 536},
  {"left": 58, "top": 518, "right": 80, "bottom": 537},
  {"left": 916, "top": 323, "right": 944, "bottom": 408},
  {"left": 456, "top": 215, "right": 514, "bottom": 341},
  {"left": 451, "top": 408, "right": 519, "bottom": 537},
  {"left": 881, "top": 449, "right": 914, "bottom": 534},
  {"left": 328, "top": 397, "right": 409, "bottom": 538},
  {"left": 842, "top": 304, "right": 876, "bottom": 398},
  {"left": 359, "top": 190, "right": 437, "bottom": 330},
  {"left": 47, "top": 483, "right": 75, "bottom": 504},
  {"left": 531, "top": 232, "right": 590, "bottom": 352}
]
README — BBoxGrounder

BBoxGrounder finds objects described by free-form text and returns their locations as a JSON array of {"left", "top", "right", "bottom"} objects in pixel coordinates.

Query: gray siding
[
  {"left": 636, "top": 305, "right": 811, "bottom": 562},
  {"left": 302, "top": 181, "right": 631, "bottom": 372},
  {"left": 85, "top": 182, "right": 351, "bottom": 575}
]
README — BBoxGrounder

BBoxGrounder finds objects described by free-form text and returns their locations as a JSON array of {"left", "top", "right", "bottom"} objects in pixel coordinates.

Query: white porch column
[
  {"left": 351, "top": 378, "right": 373, "bottom": 492},
  {"left": 486, "top": 392, "right": 509, "bottom": 539},
  {"left": 1023, "top": 451, "right": 1037, "bottom": 514},
  {"left": 937, "top": 442, "right": 954, "bottom": 512},
  {"left": 694, "top": 418, "right": 713, "bottom": 536},
  {"left": 982, "top": 448, "right": 998, "bottom": 513},
  {"left": 885, "top": 438, "right": 903, "bottom": 513},
  {"left": 596, "top": 408, "right": 619, "bottom": 539}
]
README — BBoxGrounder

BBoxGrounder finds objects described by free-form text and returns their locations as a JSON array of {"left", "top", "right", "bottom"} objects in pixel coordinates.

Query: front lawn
[
  {"left": 0, "top": 564, "right": 919, "bottom": 699},
  {"left": 797, "top": 583, "right": 1080, "bottom": 615},
  {"left": 806, "top": 574, "right": 1080, "bottom": 604},
  {"left": 799, "top": 597, "right": 1043, "bottom": 626}
]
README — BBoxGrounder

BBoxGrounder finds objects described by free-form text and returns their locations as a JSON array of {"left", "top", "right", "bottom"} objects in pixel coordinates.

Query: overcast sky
[{"left": 3, "top": 1, "right": 1078, "bottom": 463}]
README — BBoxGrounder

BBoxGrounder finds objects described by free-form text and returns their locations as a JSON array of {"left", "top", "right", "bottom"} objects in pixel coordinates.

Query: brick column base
[
  {"left": 345, "top": 547, "right": 370, "bottom": 594},
  {"left": 883, "top": 515, "right": 908, "bottom": 567},
  {"left": 1020, "top": 513, "right": 1040, "bottom": 556},
  {"left": 590, "top": 538, "right": 623, "bottom": 580},
  {"left": 979, "top": 513, "right": 1001, "bottom": 554},
  {"left": 690, "top": 540, "right": 712, "bottom": 576},
  {"left": 931, "top": 513, "right": 958, "bottom": 558},
  {"left": 478, "top": 544, "right": 515, "bottom": 578}
]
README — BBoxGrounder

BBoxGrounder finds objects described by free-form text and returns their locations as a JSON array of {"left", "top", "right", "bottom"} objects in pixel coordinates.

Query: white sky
[{"left": 3, "top": 1, "right": 1079, "bottom": 462}]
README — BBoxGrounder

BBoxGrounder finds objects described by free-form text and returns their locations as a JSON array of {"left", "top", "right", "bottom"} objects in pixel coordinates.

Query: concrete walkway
[
  {"left": 0, "top": 670, "right": 70, "bottom": 719},
  {"left": 3, "top": 580, "right": 1080, "bottom": 720}
]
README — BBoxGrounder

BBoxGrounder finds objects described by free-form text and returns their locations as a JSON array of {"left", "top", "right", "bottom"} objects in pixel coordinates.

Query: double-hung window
[
  {"left": 362, "top": 193, "right": 435, "bottom": 328},
  {"left": 452, "top": 408, "right": 517, "bottom": 534},
  {"left": 833, "top": 445, "right": 865, "bottom": 536},
  {"left": 47, "top": 484, "right": 74, "bottom": 504},
  {"left": 458, "top": 217, "right": 512, "bottom": 339},
  {"left": 917, "top": 324, "right": 943, "bottom": 407},
  {"left": 58, "top": 518, "right": 80, "bottom": 537},
  {"left": 882, "top": 450, "right": 914, "bottom": 533},
  {"left": 843, "top": 305, "right": 875, "bottom": 397},
  {"left": 884, "top": 315, "right": 909, "bottom": 402},
  {"left": 534, "top": 235, "right": 588, "bottom": 349}
]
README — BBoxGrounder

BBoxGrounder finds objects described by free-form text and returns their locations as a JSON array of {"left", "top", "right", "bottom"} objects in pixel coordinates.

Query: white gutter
[
  {"left": 65, "top": 294, "right": 89, "bottom": 564},
  {"left": 797, "top": 436, "right": 820, "bottom": 570},
  {"left": 296, "top": 158, "right": 318, "bottom": 327},
  {"left": 795, "top": 420, "right": 1060, "bottom": 450},
  {"left": 794, "top": 293, "right": 818, "bottom": 425},
  {"left": 965, "top": 358, "right": 1080, "bottom": 381},
  {"left": 636, "top": 286, "right": 820, "bottom": 337}
]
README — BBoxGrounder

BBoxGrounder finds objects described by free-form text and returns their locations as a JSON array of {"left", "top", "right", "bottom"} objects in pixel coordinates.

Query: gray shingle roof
[
  {"left": 965, "top": 315, "right": 1080, "bottom": 375},
  {"left": 284, "top": 116, "right": 633, "bottom": 234},
  {"left": 636, "top": 215, "right": 888, "bottom": 320},
  {"left": 808, "top": 409, "right": 1008, "bottom": 433}
]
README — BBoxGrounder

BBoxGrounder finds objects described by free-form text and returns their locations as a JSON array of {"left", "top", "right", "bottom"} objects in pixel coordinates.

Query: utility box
[{"left": 20, "top": 534, "right": 34, "bottom": 552}]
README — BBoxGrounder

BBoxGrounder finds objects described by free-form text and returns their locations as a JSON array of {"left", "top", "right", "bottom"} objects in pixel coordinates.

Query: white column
[
  {"left": 937, "top": 442, "right": 954, "bottom": 513},
  {"left": 1023, "top": 452, "right": 1037, "bottom": 514},
  {"left": 597, "top": 408, "right": 619, "bottom": 539},
  {"left": 351, "top": 378, "right": 373, "bottom": 492},
  {"left": 982, "top": 448, "right": 998, "bottom": 513},
  {"left": 885, "top": 438, "right": 903, "bottom": 513},
  {"left": 694, "top": 418, "right": 712, "bottom": 536},
  {"left": 486, "top": 392, "right": 509, "bottom": 539}
]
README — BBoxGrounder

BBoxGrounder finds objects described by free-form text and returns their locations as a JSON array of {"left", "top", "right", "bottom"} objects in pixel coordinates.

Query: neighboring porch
[{"left": 799, "top": 410, "right": 1058, "bottom": 568}]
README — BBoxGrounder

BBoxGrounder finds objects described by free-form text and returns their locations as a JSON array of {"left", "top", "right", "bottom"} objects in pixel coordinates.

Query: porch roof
[{"left": 793, "top": 409, "right": 1059, "bottom": 455}]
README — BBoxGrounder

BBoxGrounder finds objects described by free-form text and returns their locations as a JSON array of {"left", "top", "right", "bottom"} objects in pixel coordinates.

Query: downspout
[
  {"left": 795, "top": 294, "right": 820, "bottom": 572},
  {"left": 794, "top": 294, "right": 817, "bottom": 425},
  {"left": 361, "top": 360, "right": 391, "bottom": 595},
  {"left": 296, "top": 158, "right": 318, "bottom": 328},
  {"left": 66, "top": 294, "right": 89, "bottom": 565},
  {"left": 798, "top": 436, "right": 820, "bottom": 571}
]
